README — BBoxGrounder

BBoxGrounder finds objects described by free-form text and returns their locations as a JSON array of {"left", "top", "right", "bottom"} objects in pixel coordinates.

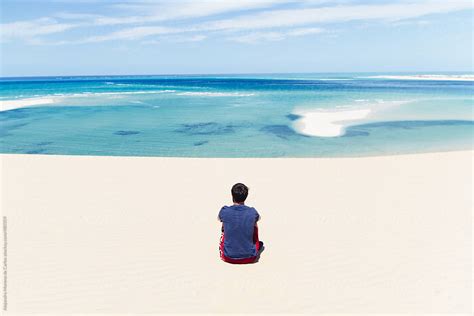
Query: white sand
[
  {"left": 0, "top": 97, "right": 56, "bottom": 112},
  {"left": 293, "top": 108, "right": 372, "bottom": 137},
  {"left": 1, "top": 152, "right": 472, "bottom": 314}
]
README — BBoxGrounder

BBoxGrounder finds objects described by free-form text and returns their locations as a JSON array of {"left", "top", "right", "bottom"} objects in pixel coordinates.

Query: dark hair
[{"left": 231, "top": 183, "right": 248, "bottom": 203}]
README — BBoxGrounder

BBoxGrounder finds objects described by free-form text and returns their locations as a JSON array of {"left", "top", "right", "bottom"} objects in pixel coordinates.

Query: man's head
[{"left": 231, "top": 183, "right": 248, "bottom": 204}]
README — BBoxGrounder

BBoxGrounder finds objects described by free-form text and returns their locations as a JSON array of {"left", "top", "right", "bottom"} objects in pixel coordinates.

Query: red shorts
[{"left": 219, "top": 226, "right": 261, "bottom": 264}]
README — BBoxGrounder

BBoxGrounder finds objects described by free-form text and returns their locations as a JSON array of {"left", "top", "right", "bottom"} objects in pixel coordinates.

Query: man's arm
[
  {"left": 218, "top": 207, "right": 225, "bottom": 222},
  {"left": 218, "top": 214, "right": 224, "bottom": 232}
]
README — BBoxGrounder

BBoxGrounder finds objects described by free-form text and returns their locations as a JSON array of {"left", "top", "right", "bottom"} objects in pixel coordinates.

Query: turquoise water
[{"left": 0, "top": 73, "right": 472, "bottom": 157}]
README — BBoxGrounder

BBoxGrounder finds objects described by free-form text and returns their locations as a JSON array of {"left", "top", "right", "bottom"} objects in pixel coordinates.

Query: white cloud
[
  {"left": 287, "top": 27, "right": 324, "bottom": 36},
  {"left": 390, "top": 19, "right": 432, "bottom": 27},
  {"left": 173, "top": 34, "right": 207, "bottom": 42},
  {"left": 53, "top": 12, "right": 103, "bottom": 20},
  {"left": 142, "top": 34, "right": 207, "bottom": 45},
  {"left": 90, "top": 0, "right": 288, "bottom": 26},
  {"left": 83, "top": 26, "right": 178, "bottom": 42},
  {"left": 201, "top": 0, "right": 473, "bottom": 31},
  {"left": 229, "top": 27, "right": 324, "bottom": 43},
  {"left": 229, "top": 32, "right": 285, "bottom": 43},
  {"left": 0, "top": 18, "right": 76, "bottom": 42},
  {"left": 1, "top": 0, "right": 289, "bottom": 43},
  {"left": 2, "top": 0, "right": 472, "bottom": 45},
  {"left": 82, "top": 0, "right": 473, "bottom": 43}
]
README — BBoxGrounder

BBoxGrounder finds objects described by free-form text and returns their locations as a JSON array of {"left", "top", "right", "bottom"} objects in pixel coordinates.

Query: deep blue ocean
[{"left": 0, "top": 73, "right": 472, "bottom": 157}]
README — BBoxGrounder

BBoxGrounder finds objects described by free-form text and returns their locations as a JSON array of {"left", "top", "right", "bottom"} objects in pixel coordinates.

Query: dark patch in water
[
  {"left": 175, "top": 122, "right": 234, "bottom": 135},
  {"left": 349, "top": 120, "right": 474, "bottom": 130},
  {"left": 23, "top": 141, "right": 53, "bottom": 154},
  {"left": 36, "top": 141, "right": 53, "bottom": 146},
  {"left": 193, "top": 140, "right": 209, "bottom": 146},
  {"left": 342, "top": 130, "right": 370, "bottom": 137},
  {"left": 341, "top": 120, "right": 474, "bottom": 138},
  {"left": 3, "top": 122, "right": 29, "bottom": 129},
  {"left": 114, "top": 130, "right": 140, "bottom": 136},
  {"left": 0, "top": 122, "right": 30, "bottom": 137},
  {"left": 0, "top": 108, "right": 30, "bottom": 120},
  {"left": 286, "top": 114, "right": 301, "bottom": 121},
  {"left": 26, "top": 148, "right": 48, "bottom": 154},
  {"left": 260, "top": 125, "right": 303, "bottom": 139}
]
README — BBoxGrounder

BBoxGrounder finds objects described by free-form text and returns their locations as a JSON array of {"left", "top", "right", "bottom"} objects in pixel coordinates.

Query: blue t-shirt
[{"left": 219, "top": 204, "right": 260, "bottom": 259}]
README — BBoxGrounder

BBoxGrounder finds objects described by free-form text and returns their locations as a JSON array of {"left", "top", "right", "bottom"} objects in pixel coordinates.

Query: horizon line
[{"left": 1, "top": 70, "right": 473, "bottom": 79}]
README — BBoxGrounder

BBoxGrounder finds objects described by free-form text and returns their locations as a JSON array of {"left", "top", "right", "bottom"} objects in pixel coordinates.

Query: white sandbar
[{"left": 293, "top": 108, "right": 372, "bottom": 137}]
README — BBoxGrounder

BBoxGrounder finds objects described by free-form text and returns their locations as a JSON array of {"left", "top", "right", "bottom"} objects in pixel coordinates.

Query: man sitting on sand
[{"left": 218, "top": 183, "right": 264, "bottom": 264}]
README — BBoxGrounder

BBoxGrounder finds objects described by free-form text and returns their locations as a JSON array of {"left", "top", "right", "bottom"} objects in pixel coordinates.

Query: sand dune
[{"left": 1, "top": 152, "right": 472, "bottom": 314}]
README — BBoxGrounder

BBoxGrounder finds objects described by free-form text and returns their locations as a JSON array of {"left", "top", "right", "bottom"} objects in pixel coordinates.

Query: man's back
[{"left": 219, "top": 204, "right": 260, "bottom": 259}]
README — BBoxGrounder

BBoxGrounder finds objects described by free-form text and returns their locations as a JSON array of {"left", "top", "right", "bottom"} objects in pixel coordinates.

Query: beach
[{"left": 1, "top": 151, "right": 472, "bottom": 314}]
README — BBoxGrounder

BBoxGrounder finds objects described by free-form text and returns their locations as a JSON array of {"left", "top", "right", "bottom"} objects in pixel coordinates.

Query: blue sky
[{"left": 1, "top": 0, "right": 473, "bottom": 76}]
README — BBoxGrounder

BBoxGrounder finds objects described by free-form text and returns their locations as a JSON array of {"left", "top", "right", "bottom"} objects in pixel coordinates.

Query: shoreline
[{"left": 1, "top": 148, "right": 472, "bottom": 159}]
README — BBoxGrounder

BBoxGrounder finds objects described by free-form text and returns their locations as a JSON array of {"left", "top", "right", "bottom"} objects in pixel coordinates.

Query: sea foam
[
  {"left": 176, "top": 92, "right": 255, "bottom": 97},
  {"left": 72, "top": 90, "right": 176, "bottom": 96}
]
